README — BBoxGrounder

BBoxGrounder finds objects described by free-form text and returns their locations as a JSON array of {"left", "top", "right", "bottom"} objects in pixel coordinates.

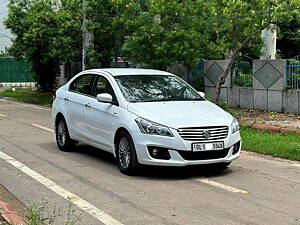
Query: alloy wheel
[
  {"left": 118, "top": 136, "right": 132, "bottom": 169},
  {"left": 57, "top": 121, "right": 67, "bottom": 147}
]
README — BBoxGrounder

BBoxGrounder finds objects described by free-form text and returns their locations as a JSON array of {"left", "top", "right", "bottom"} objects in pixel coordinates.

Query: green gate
[{"left": 0, "top": 58, "right": 34, "bottom": 82}]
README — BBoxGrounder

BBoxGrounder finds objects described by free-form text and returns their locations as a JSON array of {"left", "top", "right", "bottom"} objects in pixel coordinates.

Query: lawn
[
  {"left": 0, "top": 88, "right": 52, "bottom": 106},
  {"left": 240, "top": 126, "right": 300, "bottom": 161}
]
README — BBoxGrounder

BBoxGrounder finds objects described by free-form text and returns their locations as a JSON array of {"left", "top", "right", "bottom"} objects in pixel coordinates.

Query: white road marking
[
  {"left": 12, "top": 102, "right": 30, "bottom": 107},
  {"left": 197, "top": 178, "right": 249, "bottom": 195},
  {"left": 0, "top": 99, "right": 51, "bottom": 111},
  {"left": 31, "top": 105, "right": 50, "bottom": 110},
  {"left": 242, "top": 151, "right": 300, "bottom": 169},
  {"left": 0, "top": 151, "right": 123, "bottom": 225},
  {"left": 0, "top": 114, "right": 7, "bottom": 117},
  {"left": 31, "top": 123, "right": 54, "bottom": 133},
  {"left": 291, "top": 164, "right": 300, "bottom": 168}
]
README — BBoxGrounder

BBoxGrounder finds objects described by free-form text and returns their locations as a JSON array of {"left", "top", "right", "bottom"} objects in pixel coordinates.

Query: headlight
[
  {"left": 135, "top": 118, "right": 173, "bottom": 137},
  {"left": 231, "top": 117, "right": 240, "bottom": 134}
]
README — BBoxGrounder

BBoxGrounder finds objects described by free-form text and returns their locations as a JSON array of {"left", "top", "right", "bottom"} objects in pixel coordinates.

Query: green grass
[
  {"left": 241, "top": 126, "right": 300, "bottom": 161},
  {"left": 0, "top": 88, "right": 52, "bottom": 106},
  {"left": 25, "top": 201, "right": 81, "bottom": 225}
]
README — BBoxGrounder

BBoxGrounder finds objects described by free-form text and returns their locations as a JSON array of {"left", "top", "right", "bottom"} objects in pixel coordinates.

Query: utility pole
[{"left": 82, "top": 0, "right": 89, "bottom": 71}]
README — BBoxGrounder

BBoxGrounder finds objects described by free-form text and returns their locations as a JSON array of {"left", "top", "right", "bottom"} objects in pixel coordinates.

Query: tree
[
  {"left": 86, "top": 0, "right": 144, "bottom": 67},
  {"left": 277, "top": 13, "right": 300, "bottom": 59},
  {"left": 5, "top": 0, "right": 139, "bottom": 90},
  {"left": 122, "top": 0, "right": 300, "bottom": 100},
  {"left": 5, "top": 0, "right": 82, "bottom": 91},
  {"left": 206, "top": 0, "right": 300, "bottom": 101},
  {"left": 122, "top": 0, "right": 222, "bottom": 70},
  {"left": 53, "top": 0, "right": 82, "bottom": 79}
]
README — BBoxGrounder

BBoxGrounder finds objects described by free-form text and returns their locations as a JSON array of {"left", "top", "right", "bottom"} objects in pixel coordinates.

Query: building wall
[{"left": 0, "top": 0, "right": 13, "bottom": 53}]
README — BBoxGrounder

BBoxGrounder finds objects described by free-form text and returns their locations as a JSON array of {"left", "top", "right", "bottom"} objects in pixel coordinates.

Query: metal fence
[
  {"left": 232, "top": 60, "right": 253, "bottom": 87},
  {"left": 0, "top": 58, "right": 34, "bottom": 82},
  {"left": 286, "top": 61, "right": 300, "bottom": 90}
]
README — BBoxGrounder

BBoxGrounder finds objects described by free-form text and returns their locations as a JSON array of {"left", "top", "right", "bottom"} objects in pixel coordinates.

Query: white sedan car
[{"left": 52, "top": 68, "right": 241, "bottom": 175}]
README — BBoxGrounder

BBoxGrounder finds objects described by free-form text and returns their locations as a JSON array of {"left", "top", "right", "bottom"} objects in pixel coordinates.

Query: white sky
[{"left": 0, "top": 0, "right": 13, "bottom": 52}]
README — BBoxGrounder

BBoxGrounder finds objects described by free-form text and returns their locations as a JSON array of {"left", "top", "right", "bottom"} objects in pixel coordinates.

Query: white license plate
[{"left": 192, "top": 142, "right": 224, "bottom": 151}]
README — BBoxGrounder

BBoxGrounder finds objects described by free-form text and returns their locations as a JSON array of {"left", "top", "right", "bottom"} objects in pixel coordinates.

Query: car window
[
  {"left": 114, "top": 75, "right": 204, "bottom": 102},
  {"left": 70, "top": 74, "right": 94, "bottom": 96},
  {"left": 94, "top": 76, "right": 117, "bottom": 101}
]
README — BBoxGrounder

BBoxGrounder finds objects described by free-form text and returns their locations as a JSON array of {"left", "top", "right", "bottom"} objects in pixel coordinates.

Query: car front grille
[
  {"left": 177, "top": 126, "right": 229, "bottom": 141},
  {"left": 177, "top": 148, "right": 230, "bottom": 160}
]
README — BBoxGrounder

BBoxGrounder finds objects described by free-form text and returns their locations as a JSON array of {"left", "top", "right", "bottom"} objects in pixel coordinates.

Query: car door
[
  {"left": 83, "top": 75, "right": 119, "bottom": 151},
  {"left": 66, "top": 74, "right": 95, "bottom": 139}
]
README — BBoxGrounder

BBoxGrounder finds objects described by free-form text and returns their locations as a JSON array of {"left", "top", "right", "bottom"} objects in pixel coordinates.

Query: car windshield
[{"left": 114, "top": 75, "right": 205, "bottom": 102}]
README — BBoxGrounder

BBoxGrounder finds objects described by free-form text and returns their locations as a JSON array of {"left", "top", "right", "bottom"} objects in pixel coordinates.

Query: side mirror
[
  {"left": 97, "top": 93, "right": 113, "bottom": 104},
  {"left": 198, "top": 91, "right": 205, "bottom": 98}
]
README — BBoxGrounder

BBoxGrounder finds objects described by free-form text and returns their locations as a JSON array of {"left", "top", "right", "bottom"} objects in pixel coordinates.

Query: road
[{"left": 0, "top": 98, "right": 299, "bottom": 225}]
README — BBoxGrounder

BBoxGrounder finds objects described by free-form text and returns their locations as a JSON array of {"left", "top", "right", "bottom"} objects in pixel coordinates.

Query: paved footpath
[{"left": 0, "top": 98, "right": 300, "bottom": 225}]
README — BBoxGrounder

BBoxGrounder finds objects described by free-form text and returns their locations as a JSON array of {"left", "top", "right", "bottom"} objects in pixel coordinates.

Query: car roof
[{"left": 83, "top": 68, "right": 174, "bottom": 76}]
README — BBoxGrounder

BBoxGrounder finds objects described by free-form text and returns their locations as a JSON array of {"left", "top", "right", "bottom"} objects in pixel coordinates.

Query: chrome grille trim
[{"left": 178, "top": 126, "right": 229, "bottom": 141}]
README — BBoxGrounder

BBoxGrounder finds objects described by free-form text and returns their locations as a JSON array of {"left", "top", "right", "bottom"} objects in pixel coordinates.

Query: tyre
[
  {"left": 116, "top": 131, "right": 140, "bottom": 175},
  {"left": 55, "top": 117, "right": 77, "bottom": 152}
]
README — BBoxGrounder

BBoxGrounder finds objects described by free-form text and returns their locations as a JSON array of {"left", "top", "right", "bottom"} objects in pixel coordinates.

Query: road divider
[
  {"left": 31, "top": 123, "right": 54, "bottom": 133},
  {"left": 0, "top": 151, "right": 123, "bottom": 225},
  {"left": 197, "top": 178, "right": 249, "bottom": 195}
]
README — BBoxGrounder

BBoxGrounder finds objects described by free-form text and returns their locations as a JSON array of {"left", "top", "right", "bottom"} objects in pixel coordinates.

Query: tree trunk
[{"left": 215, "top": 35, "right": 253, "bottom": 102}]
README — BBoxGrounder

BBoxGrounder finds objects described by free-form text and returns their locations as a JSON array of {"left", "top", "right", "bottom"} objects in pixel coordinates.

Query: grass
[
  {"left": 0, "top": 200, "right": 81, "bottom": 225},
  {"left": 0, "top": 88, "right": 52, "bottom": 106},
  {"left": 240, "top": 126, "right": 300, "bottom": 161},
  {"left": 25, "top": 201, "right": 81, "bottom": 225}
]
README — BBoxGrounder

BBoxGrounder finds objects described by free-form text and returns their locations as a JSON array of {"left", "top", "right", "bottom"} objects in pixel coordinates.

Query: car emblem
[{"left": 203, "top": 130, "right": 210, "bottom": 138}]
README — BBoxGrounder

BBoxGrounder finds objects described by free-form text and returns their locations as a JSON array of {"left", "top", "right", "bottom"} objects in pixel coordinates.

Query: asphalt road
[{"left": 0, "top": 98, "right": 299, "bottom": 225}]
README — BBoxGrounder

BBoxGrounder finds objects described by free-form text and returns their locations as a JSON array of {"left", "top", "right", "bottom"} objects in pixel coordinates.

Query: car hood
[{"left": 127, "top": 101, "right": 233, "bottom": 129}]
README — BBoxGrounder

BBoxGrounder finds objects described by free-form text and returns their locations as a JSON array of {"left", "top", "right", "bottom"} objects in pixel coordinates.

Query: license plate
[{"left": 192, "top": 142, "right": 224, "bottom": 151}]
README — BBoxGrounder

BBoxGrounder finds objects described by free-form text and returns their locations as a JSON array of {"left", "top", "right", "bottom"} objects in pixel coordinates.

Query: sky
[{"left": 0, "top": 0, "right": 13, "bottom": 53}]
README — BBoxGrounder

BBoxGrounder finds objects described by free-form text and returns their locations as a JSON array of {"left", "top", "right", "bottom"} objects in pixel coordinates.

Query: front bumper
[{"left": 131, "top": 127, "right": 241, "bottom": 166}]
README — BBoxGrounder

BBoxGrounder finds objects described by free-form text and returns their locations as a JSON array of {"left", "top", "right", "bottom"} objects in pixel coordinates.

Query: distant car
[{"left": 51, "top": 69, "right": 241, "bottom": 175}]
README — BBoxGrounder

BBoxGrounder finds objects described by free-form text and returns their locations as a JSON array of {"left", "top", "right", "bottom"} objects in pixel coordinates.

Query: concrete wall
[
  {"left": 204, "top": 60, "right": 231, "bottom": 102},
  {"left": 204, "top": 59, "right": 300, "bottom": 115},
  {"left": 0, "top": 82, "right": 36, "bottom": 88}
]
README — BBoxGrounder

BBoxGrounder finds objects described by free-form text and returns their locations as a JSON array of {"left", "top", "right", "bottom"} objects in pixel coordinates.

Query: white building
[{"left": 0, "top": 0, "right": 13, "bottom": 53}]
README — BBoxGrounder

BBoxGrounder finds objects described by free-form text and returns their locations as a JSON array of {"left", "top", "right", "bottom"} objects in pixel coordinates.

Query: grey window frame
[
  {"left": 69, "top": 74, "right": 95, "bottom": 98},
  {"left": 92, "top": 74, "right": 119, "bottom": 106}
]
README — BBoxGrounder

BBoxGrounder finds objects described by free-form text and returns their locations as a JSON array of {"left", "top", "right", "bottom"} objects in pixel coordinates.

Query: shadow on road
[{"left": 64, "top": 144, "right": 233, "bottom": 180}]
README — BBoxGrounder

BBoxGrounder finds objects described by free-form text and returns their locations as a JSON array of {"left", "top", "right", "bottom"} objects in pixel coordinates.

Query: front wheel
[
  {"left": 116, "top": 132, "right": 140, "bottom": 175},
  {"left": 55, "top": 118, "right": 77, "bottom": 152}
]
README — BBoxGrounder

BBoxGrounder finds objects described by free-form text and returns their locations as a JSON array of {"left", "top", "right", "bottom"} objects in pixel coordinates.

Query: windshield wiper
[
  {"left": 130, "top": 99, "right": 169, "bottom": 103},
  {"left": 130, "top": 98, "right": 205, "bottom": 103}
]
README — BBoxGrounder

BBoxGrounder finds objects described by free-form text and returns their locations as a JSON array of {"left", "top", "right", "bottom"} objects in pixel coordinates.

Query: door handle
[
  {"left": 85, "top": 103, "right": 91, "bottom": 108},
  {"left": 64, "top": 97, "right": 69, "bottom": 102}
]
